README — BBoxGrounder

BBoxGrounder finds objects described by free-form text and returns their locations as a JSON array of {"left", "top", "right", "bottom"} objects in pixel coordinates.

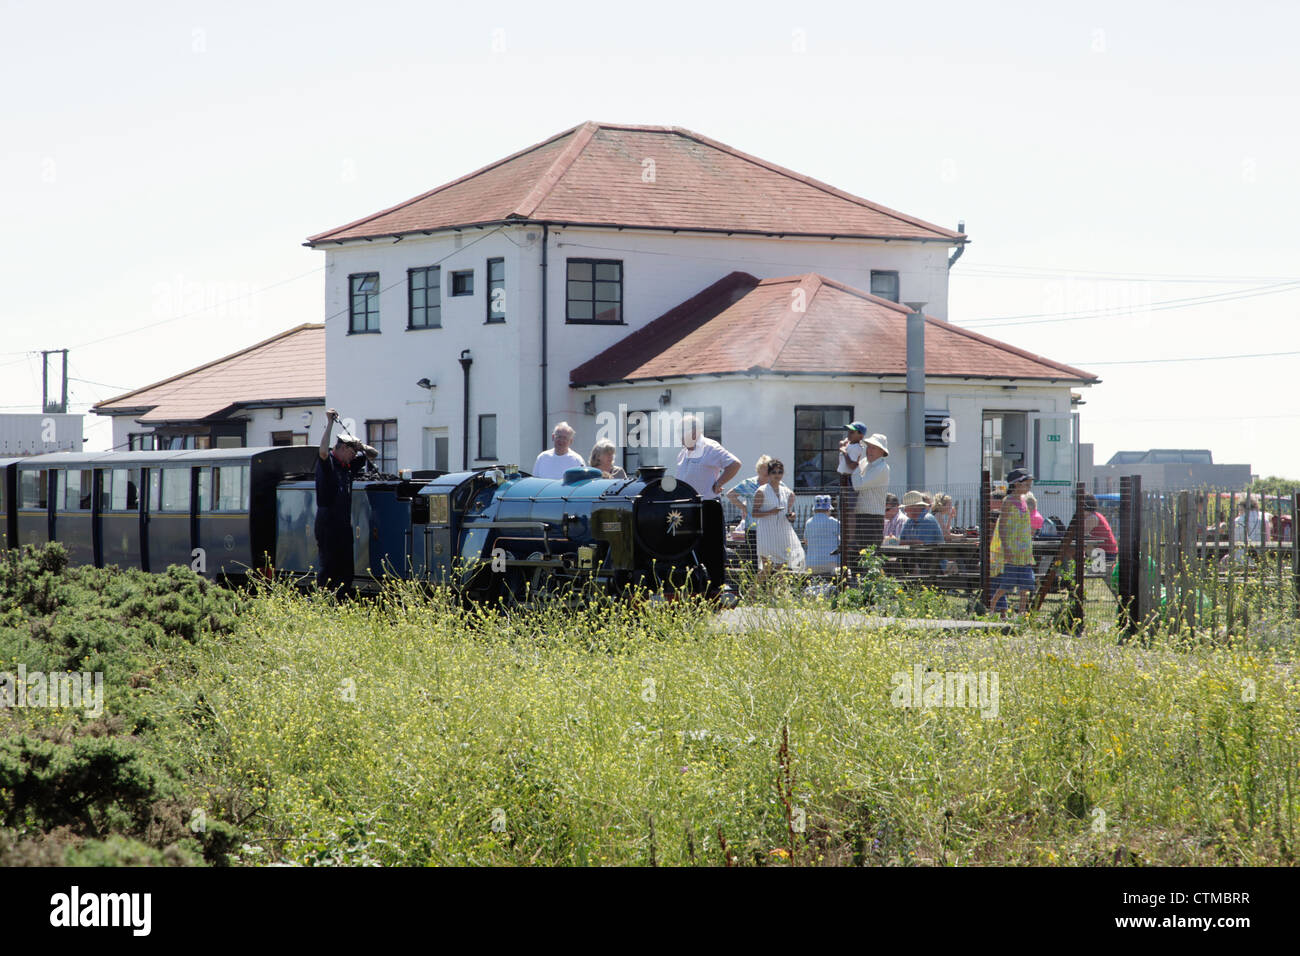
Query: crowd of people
[{"left": 527, "top": 417, "right": 1120, "bottom": 613}]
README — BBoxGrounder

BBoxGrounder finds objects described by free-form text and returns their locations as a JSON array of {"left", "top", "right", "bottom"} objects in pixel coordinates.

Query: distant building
[
  {"left": 91, "top": 324, "right": 324, "bottom": 451},
  {"left": 0, "top": 413, "right": 85, "bottom": 457},
  {"left": 1083, "top": 445, "right": 1252, "bottom": 492}
]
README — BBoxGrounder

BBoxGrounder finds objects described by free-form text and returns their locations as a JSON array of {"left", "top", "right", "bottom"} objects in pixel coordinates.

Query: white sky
[{"left": 3, "top": 0, "right": 1298, "bottom": 475}]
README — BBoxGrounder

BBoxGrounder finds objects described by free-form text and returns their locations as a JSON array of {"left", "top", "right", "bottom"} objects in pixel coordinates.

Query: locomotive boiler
[{"left": 273, "top": 462, "right": 727, "bottom": 601}]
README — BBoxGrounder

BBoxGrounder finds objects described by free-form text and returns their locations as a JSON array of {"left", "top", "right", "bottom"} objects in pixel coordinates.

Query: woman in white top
[{"left": 751, "top": 459, "right": 805, "bottom": 572}]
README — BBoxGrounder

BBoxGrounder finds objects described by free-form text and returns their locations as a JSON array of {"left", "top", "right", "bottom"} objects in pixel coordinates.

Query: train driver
[{"left": 315, "top": 408, "right": 379, "bottom": 597}]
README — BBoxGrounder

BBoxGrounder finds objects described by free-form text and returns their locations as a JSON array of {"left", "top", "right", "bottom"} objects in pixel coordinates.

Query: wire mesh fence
[
  {"left": 1115, "top": 478, "right": 1300, "bottom": 637},
  {"left": 717, "top": 473, "right": 1300, "bottom": 633}
]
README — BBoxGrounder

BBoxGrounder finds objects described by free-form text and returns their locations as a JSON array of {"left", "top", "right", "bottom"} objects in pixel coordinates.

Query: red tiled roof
[
  {"left": 307, "top": 123, "right": 965, "bottom": 244},
  {"left": 570, "top": 275, "right": 1098, "bottom": 385},
  {"left": 91, "top": 324, "right": 324, "bottom": 423}
]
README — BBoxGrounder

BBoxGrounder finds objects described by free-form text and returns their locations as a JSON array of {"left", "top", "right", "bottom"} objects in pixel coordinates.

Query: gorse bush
[{"left": 0, "top": 544, "right": 244, "bottom": 866}]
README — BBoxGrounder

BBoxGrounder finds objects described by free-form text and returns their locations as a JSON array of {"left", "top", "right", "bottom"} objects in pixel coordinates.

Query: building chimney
[{"left": 904, "top": 301, "right": 927, "bottom": 490}]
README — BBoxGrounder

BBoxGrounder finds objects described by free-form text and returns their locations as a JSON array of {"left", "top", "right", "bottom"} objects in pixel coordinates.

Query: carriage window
[
  {"left": 21, "top": 470, "right": 48, "bottom": 509},
  {"left": 108, "top": 469, "right": 135, "bottom": 511},
  {"left": 161, "top": 467, "right": 191, "bottom": 512},
  {"left": 62, "top": 470, "right": 92, "bottom": 511},
  {"left": 197, "top": 468, "right": 212, "bottom": 512},
  {"left": 214, "top": 465, "right": 249, "bottom": 511}
]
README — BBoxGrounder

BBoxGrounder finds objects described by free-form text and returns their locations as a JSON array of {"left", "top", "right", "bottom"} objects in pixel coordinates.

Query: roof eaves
[{"left": 924, "top": 315, "right": 1100, "bottom": 382}]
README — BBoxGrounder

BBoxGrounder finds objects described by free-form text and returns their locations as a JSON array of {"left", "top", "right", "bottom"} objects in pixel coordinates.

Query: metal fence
[
  {"left": 722, "top": 471, "right": 1300, "bottom": 633},
  {"left": 722, "top": 474, "right": 1114, "bottom": 624},
  {"left": 1115, "top": 477, "right": 1300, "bottom": 637}
]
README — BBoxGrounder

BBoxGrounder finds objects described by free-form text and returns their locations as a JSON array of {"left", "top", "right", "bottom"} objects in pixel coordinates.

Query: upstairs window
[
  {"left": 486, "top": 258, "right": 505, "bottom": 323},
  {"left": 566, "top": 259, "right": 622, "bottom": 324},
  {"left": 409, "top": 266, "right": 441, "bottom": 329},
  {"left": 870, "top": 270, "right": 900, "bottom": 303},
  {"left": 350, "top": 273, "right": 380, "bottom": 333},
  {"left": 450, "top": 270, "right": 474, "bottom": 297}
]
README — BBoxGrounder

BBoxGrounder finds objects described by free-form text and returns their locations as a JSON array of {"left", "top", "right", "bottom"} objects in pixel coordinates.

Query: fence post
[
  {"left": 1072, "top": 482, "right": 1086, "bottom": 635},
  {"left": 1293, "top": 492, "right": 1300, "bottom": 618},
  {"left": 979, "top": 469, "right": 991, "bottom": 612},
  {"left": 1132, "top": 476, "right": 1146, "bottom": 630},
  {"left": 1118, "top": 476, "right": 1134, "bottom": 637}
]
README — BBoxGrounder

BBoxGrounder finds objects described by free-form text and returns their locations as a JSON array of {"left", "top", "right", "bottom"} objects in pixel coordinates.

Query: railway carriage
[{"left": 0, "top": 447, "right": 316, "bottom": 577}]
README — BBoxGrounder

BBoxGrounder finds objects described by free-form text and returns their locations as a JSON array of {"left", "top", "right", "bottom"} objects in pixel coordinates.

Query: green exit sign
[{"left": 1046, "top": 434, "right": 1061, "bottom": 442}]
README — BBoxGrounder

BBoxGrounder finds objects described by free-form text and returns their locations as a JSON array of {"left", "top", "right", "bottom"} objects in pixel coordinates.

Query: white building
[
  {"left": 92, "top": 324, "right": 326, "bottom": 453},
  {"left": 0, "top": 413, "right": 85, "bottom": 457},
  {"left": 306, "top": 121, "right": 1097, "bottom": 505}
]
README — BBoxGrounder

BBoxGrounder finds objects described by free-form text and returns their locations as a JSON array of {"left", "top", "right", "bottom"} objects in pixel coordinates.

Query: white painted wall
[
  {"left": 104, "top": 404, "right": 325, "bottom": 451},
  {"left": 319, "top": 224, "right": 956, "bottom": 472},
  {"left": 572, "top": 375, "right": 1074, "bottom": 501}
]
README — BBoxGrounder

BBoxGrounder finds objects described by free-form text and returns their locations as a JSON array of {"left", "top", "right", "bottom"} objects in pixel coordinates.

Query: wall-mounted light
[
  {"left": 583, "top": 395, "right": 597, "bottom": 416},
  {"left": 416, "top": 377, "right": 436, "bottom": 412},
  {"left": 659, "top": 389, "right": 671, "bottom": 406}
]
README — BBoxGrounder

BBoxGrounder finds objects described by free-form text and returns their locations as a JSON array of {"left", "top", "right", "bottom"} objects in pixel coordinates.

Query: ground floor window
[
  {"left": 366, "top": 419, "right": 398, "bottom": 473},
  {"left": 794, "top": 405, "right": 853, "bottom": 489},
  {"left": 620, "top": 406, "right": 722, "bottom": 473},
  {"left": 478, "top": 415, "right": 498, "bottom": 461}
]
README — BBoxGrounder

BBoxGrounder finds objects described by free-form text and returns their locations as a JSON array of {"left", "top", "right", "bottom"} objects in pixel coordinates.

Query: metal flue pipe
[{"left": 904, "top": 301, "right": 927, "bottom": 491}]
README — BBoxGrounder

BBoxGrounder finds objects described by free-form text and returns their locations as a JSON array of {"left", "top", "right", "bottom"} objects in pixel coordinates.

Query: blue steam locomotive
[{"left": 0, "top": 447, "right": 727, "bottom": 601}]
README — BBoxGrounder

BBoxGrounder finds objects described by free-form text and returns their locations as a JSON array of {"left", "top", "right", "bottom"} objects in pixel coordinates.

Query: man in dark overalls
[{"left": 315, "top": 408, "right": 378, "bottom": 598}]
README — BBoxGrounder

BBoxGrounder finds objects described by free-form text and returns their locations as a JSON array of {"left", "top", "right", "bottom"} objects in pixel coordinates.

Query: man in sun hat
[
  {"left": 804, "top": 494, "right": 841, "bottom": 573},
  {"left": 850, "top": 432, "right": 890, "bottom": 559}
]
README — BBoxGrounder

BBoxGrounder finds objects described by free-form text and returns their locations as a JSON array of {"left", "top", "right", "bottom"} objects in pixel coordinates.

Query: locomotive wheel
[{"left": 498, "top": 552, "right": 547, "bottom": 612}]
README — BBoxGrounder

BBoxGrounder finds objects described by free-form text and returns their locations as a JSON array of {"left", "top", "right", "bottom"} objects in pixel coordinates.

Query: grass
[{"left": 190, "top": 577, "right": 1299, "bottom": 866}]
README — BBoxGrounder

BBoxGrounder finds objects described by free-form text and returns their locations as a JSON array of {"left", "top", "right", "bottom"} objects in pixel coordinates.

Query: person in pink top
[
  {"left": 1025, "top": 492, "right": 1045, "bottom": 534},
  {"left": 1082, "top": 494, "right": 1118, "bottom": 557}
]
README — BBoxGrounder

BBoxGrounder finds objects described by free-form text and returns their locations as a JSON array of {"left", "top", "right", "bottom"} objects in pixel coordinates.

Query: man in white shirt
[
  {"left": 849, "top": 432, "right": 890, "bottom": 561},
  {"left": 674, "top": 415, "right": 740, "bottom": 501},
  {"left": 532, "top": 422, "right": 587, "bottom": 479}
]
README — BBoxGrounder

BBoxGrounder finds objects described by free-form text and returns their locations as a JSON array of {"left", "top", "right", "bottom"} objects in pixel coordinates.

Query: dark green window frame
[
  {"left": 486, "top": 258, "right": 505, "bottom": 323},
  {"left": 566, "top": 258, "right": 622, "bottom": 324},
  {"left": 349, "top": 273, "right": 380, "bottom": 333},
  {"left": 408, "top": 266, "right": 441, "bottom": 329}
]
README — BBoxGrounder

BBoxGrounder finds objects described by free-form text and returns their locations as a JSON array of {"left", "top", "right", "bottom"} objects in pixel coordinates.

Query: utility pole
[{"left": 40, "top": 349, "right": 68, "bottom": 413}]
